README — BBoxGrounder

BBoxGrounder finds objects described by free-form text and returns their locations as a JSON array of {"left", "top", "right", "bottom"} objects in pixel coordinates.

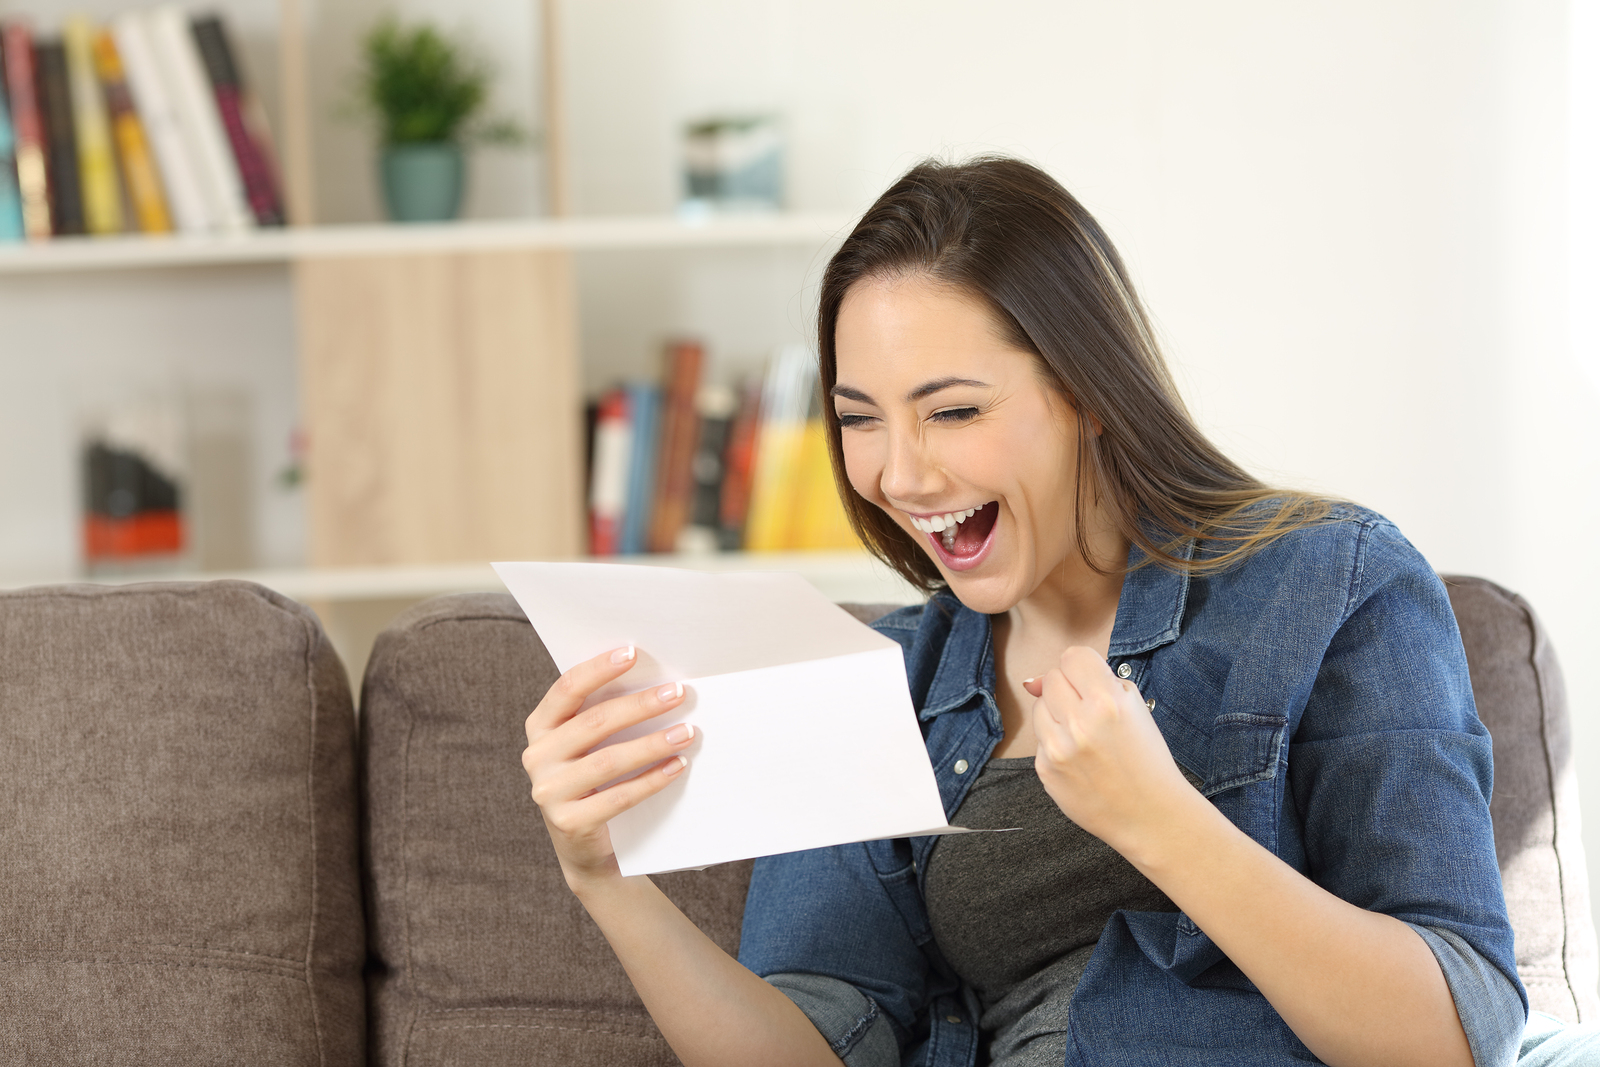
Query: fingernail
[
  {"left": 665, "top": 722, "right": 694, "bottom": 745},
  {"left": 610, "top": 645, "right": 635, "bottom": 665},
  {"left": 1022, "top": 676, "right": 1037, "bottom": 686},
  {"left": 663, "top": 755, "right": 688, "bottom": 777},
  {"left": 657, "top": 681, "right": 683, "bottom": 702}
]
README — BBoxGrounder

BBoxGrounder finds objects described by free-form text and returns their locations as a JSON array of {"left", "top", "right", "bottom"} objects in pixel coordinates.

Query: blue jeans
[{"left": 1523, "top": 1013, "right": 1600, "bottom": 1065}]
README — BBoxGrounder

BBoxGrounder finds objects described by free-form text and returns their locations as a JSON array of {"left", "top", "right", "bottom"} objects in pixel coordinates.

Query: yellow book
[
  {"left": 791, "top": 419, "right": 859, "bottom": 550},
  {"left": 64, "top": 16, "right": 123, "bottom": 235},
  {"left": 743, "top": 421, "right": 804, "bottom": 551},
  {"left": 91, "top": 29, "right": 170, "bottom": 233}
]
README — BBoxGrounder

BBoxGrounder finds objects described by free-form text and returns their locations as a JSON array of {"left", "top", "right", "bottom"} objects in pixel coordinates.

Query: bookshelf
[{"left": 0, "top": 0, "right": 859, "bottom": 585}]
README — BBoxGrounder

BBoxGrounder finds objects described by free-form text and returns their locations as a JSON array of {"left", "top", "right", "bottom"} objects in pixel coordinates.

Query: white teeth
[{"left": 909, "top": 504, "right": 985, "bottom": 535}]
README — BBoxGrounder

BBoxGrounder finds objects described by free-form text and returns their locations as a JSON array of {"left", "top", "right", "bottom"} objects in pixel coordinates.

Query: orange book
[
  {"left": 717, "top": 376, "right": 762, "bottom": 548},
  {"left": 91, "top": 28, "right": 170, "bottom": 233}
]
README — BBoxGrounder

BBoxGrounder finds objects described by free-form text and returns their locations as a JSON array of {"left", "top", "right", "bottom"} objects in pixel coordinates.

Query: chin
[{"left": 941, "top": 577, "right": 1023, "bottom": 616}]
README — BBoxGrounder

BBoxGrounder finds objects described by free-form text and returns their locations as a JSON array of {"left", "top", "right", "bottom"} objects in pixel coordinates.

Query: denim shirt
[{"left": 739, "top": 505, "right": 1528, "bottom": 1067}]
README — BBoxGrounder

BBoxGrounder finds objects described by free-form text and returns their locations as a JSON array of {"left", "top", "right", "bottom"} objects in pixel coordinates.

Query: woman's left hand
[{"left": 1025, "top": 646, "right": 1198, "bottom": 857}]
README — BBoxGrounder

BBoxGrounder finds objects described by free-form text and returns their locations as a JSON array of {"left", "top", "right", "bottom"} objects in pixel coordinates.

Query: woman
[{"left": 521, "top": 158, "right": 1590, "bottom": 1066}]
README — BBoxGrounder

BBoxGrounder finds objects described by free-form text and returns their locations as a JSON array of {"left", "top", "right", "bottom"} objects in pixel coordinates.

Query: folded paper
[{"left": 494, "top": 561, "right": 986, "bottom": 876}]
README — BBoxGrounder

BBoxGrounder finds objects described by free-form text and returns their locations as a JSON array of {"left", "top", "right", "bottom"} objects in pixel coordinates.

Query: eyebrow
[{"left": 830, "top": 377, "right": 988, "bottom": 405}]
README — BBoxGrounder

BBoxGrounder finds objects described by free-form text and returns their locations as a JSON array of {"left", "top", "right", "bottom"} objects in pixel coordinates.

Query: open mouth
[{"left": 910, "top": 502, "right": 998, "bottom": 570}]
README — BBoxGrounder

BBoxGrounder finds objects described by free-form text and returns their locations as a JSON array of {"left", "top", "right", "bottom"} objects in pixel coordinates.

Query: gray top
[{"left": 924, "top": 756, "right": 1178, "bottom": 1065}]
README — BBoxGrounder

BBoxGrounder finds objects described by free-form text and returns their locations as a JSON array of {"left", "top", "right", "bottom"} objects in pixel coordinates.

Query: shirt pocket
[
  {"left": 1201, "top": 711, "right": 1288, "bottom": 847},
  {"left": 1202, "top": 712, "right": 1288, "bottom": 796}
]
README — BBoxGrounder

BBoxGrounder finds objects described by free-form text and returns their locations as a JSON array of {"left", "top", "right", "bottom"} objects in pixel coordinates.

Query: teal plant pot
[{"left": 380, "top": 142, "right": 464, "bottom": 222}]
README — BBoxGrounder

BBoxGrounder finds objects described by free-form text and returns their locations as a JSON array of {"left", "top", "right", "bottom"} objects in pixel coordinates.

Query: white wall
[{"left": 558, "top": 0, "right": 1600, "bottom": 948}]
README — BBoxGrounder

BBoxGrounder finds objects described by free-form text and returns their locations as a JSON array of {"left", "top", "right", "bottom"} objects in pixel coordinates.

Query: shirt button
[
  {"left": 946, "top": 1015, "right": 962, "bottom": 1024},
  {"left": 1116, "top": 662, "right": 1133, "bottom": 679},
  {"left": 953, "top": 759, "right": 969, "bottom": 774}
]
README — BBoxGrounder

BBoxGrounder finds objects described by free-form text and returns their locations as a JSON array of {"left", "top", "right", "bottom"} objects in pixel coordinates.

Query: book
[
  {"left": 618, "top": 381, "right": 660, "bottom": 555},
  {"left": 587, "top": 387, "right": 631, "bottom": 556},
  {"left": 0, "top": 31, "right": 25, "bottom": 241},
  {"left": 647, "top": 339, "right": 705, "bottom": 553},
  {"left": 678, "top": 382, "right": 738, "bottom": 554},
  {"left": 717, "top": 375, "right": 762, "bottom": 549},
  {"left": 145, "top": 4, "right": 251, "bottom": 232},
  {"left": 190, "top": 14, "right": 282, "bottom": 226},
  {"left": 3, "top": 23, "right": 50, "bottom": 239},
  {"left": 35, "top": 39, "right": 85, "bottom": 236},
  {"left": 112, "top": 11, "right": 206, "bottom": 232},
  {"left": 743, "top": 345, "right": 815, "bottom": 551},
  {"left": 92, "top": 28, "right": 170, "bottom": 233},
  {"left": 83, "top": 439, "right": 185, "bottom": 563},
  {"left": 63, "top": 16, "right": 122, "bottom": 235},
  {"left": 790, "top": 417, "right": 858, "bottom": 549}
]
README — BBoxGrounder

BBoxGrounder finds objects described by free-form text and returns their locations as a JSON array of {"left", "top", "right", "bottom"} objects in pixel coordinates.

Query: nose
[{"left": 879, "top": 422, "right": 946, "bottom": 506}]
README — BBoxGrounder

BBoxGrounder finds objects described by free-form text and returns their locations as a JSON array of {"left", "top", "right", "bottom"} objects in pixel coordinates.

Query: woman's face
[{"left": 833, "top": 274, "right": 1088, "bottom": 615}]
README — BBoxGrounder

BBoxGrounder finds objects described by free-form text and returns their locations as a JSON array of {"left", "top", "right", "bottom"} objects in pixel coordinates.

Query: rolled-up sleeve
[
  {"left": 740, "top": 837, "right": 941, "bottom": 1064},
  {"left": 1414, "top": 924, "right": 1526, "bottom": 1067},
  {"left": 765, "top": 971, "right": 902, "bottom": 1067}
]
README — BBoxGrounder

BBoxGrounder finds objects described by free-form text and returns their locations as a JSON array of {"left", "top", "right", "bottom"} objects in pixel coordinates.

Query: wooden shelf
[
  {"left": 3, "top": 552, "right": 924, "bottom": 608},
  {"left": 0, "top": 211, "right": 858, "bottom": 274}
]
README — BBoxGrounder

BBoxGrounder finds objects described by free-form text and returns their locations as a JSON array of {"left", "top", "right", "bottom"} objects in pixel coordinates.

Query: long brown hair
[{"left": 819, "top": 157, "right": 1329, "bottom": 594}]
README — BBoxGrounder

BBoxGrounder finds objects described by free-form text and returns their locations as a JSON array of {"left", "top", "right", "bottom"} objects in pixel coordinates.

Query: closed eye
[
  {"left": 929, "top": 407, "right": 979, "bottom": 424},
  {"left": 838, "top": 413, "right": 877, "bottom": 429}
]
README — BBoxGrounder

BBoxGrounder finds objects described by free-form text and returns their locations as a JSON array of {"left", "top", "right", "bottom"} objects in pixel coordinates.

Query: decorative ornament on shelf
[{"left": 356, "top": 17, "right": 525, "bottom": 223}]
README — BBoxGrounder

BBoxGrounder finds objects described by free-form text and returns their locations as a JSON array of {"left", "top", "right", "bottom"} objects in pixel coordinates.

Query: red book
[
  {"left": 2, "top": 23, "right": 50, "bottom": 238},
  {"left": 647, "top": 339, "right": 705, "bottom": 553}
]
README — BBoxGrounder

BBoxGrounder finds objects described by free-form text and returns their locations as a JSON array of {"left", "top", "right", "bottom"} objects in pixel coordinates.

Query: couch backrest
[
  {"left": 0, "top": 581, "right": 365, "bottom": 1065},
  {"left": 1442, "top": 575, "right": 1599, "bottom": 1022}
]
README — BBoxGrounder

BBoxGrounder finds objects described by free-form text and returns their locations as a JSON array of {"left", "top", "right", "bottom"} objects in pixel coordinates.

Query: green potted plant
[{"left": 357, "top": 18, "right": 519, "bottom": 222}]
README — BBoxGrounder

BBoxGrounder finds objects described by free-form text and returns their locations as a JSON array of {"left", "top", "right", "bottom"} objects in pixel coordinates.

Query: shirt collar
[
  {"left": 917, "top": 538, "right": 1193, "bottom": 720},
  {"left": 1108, "top": 538, "right": 1193, "bottom": 657}
]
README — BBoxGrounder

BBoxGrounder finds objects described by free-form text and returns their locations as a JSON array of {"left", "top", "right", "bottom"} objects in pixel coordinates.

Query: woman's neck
[{"left": 989, "top": 520, "right": 1128, "bottom": 758}]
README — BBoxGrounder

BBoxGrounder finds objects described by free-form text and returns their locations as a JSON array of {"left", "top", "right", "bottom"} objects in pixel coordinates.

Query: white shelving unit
[{"left": 0, "top": 211, "right": 858, "bottom": 273}]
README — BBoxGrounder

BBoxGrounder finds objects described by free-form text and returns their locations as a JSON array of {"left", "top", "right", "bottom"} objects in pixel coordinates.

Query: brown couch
[{"left": 1, "top": 575, "right": 1595, "bottom": 1064}]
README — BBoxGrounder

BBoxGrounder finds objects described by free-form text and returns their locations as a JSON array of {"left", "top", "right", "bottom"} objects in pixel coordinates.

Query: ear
[{"left": 1062, "top": 392, "right": 1104, "bottom": 437}]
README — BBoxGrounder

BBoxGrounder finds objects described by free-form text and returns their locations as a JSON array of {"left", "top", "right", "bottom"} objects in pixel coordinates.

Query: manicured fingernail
[
  {"left": 664, "top": 722, "right": 694, "bottom": 745},
  {"left": 657, "top": 681, "right": 683, "bottom": 702},
  {"left": 663, "top": 755, "right": 688, "bottom": 777},
  {"left": 1022, "top": 676, "right": 1037, "bottom": 686},
  {"left": 611, "top": 645, "right": 635, "bottom": 665}
]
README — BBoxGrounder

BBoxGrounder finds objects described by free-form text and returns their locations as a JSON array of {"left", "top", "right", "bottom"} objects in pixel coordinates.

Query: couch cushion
[
  {"left": 0, "top": 581, "right": 365, "bottom": 1064},
  {"left": 1444, "top": 575, "right": 1599, "bottom": 1023},
  {"left": 360, "top": 593, "right": 752, "bottom": 1067}
]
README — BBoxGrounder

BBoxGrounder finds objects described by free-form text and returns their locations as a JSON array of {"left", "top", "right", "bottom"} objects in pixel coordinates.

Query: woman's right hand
[{"left": 521, "top": 645, "right": 694, "bottom": 890}]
